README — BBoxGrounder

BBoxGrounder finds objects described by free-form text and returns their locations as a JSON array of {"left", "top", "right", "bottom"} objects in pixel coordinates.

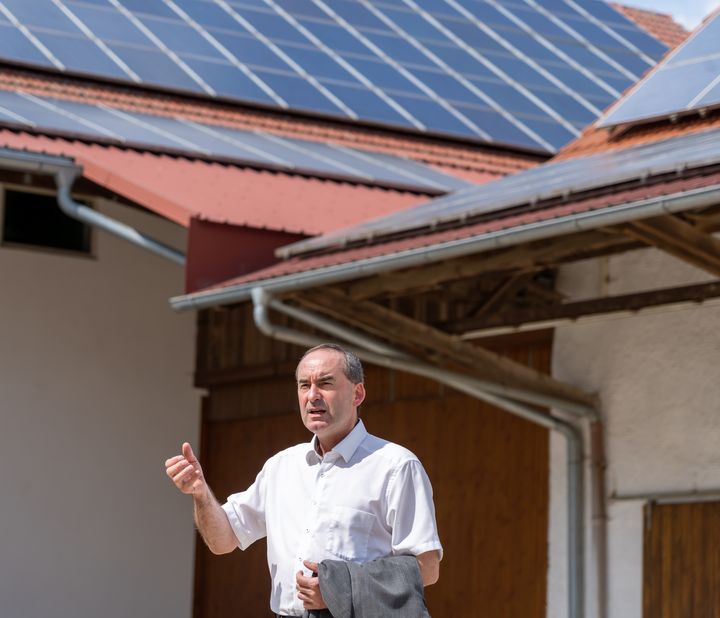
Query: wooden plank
[
  {"left": 643, "top": 501, "right": 720, "bottom": 617},
  {"left": 294, "top": 288, "right": 596, "bottom": 410},
  {"left": 468, "top": 271, "right": 535, "bottom": 320},
  {"left": 343, "top": 230, "right": 628, "bottom": 300},
  {"left": 625, "top": 215, "right": 720, "bottom": 277},
  {"left": 363, "top": 391, "right": 548, "bottom": 617}
]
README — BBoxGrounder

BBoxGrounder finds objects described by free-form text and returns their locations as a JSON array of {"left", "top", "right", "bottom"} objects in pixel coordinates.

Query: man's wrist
[{"left": 193, "top": 486, "right": 215, "bottom": 506}]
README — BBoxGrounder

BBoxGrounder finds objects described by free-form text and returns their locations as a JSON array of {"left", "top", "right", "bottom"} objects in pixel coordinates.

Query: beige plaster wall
[
  {"left": 547, "top": 247, "right": 720, "bottom": 618},
  {"left": 0, "top": 192, "right": 200, "bottom": 618}
]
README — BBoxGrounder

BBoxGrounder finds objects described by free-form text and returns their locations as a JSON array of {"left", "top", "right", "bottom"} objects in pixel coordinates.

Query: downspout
[
  {"left": 54, "top": 166, "right": 185, "bottom": 266},
  {"left": 251, "top": 287, "right": 589, "bottom": 618}
]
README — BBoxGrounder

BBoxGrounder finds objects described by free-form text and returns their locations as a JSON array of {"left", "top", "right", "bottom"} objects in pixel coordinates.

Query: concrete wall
[
  {"left": 0, "top": 191, "right": 200, "bottom": 618},
  {"left": 547, "top": 247, "right": 720, "bottom": 618}
]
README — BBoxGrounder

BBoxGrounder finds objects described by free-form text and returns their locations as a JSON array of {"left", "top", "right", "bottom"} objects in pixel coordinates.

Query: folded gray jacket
[{"left": 303, "top": 555, "right": 431, "bottom": 618}]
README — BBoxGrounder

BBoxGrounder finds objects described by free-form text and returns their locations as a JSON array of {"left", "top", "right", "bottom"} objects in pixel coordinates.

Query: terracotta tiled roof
[
  {"left": 555, "top": 111, "right": 720, "bottom": 160},
  {"left": 179, "top": 166, "right": 720, "bottom": 296},
  {"left": 0, "top": 68, "right": 541, "bottom": 182},
  {"left": 613, "top": 4, "right": 688, "bottom": 49},
  {"left": 0, "top": 129, "right": 425, "bottom": 235}
]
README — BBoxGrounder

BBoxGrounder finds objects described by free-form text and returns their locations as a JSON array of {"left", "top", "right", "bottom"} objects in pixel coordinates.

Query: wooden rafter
[
  {"left": 466, "top": 271, "right": 535, "bottom": 320},
  {"left": 291, "top": 288, "right": 596, "bottom": 410},
  {"left": 441, "top": 280, "right": 720, "bottom": 335},
  {"left": 624, "top": 215, "right": 720, "bottom": 277},
  {"left": 342, "top": 230, "right": 629, "bottom": 300}
]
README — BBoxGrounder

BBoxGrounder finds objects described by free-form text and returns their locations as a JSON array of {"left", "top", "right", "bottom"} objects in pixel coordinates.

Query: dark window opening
[{"left": 2, "top": 189, "right": 91, "bottom": 254}]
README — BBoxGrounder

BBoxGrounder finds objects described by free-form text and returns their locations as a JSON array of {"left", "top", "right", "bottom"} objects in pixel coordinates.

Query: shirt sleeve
[
  {"left": 221, "top": 462, "right": 269, "bottom": 550},
  {"left": 385, "top": 459, "right": 443, "bottom": 560}
]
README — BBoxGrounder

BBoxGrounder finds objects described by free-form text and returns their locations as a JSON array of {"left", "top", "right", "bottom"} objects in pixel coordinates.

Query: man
[{"left": 165, "top": 343, "right": 442, "bottom": 616}]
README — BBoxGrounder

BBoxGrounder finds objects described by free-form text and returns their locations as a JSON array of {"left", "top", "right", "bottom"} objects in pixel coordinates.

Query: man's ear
[{"left": 353, "top": 383, "right": 366, "bottom": 407}]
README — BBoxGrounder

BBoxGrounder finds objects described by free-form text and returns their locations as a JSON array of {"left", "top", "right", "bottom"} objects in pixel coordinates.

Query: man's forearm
[
  {"left": 193, "top": 488, "right": 237, "bottom": 555},
  {"left": 416, "top": 550, "right": 440, "bottom": 586}
]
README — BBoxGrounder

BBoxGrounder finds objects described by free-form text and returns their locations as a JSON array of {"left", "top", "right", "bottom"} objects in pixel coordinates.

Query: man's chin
[{"left": 305, "top": 419, "right": 329, "bottom": 433}]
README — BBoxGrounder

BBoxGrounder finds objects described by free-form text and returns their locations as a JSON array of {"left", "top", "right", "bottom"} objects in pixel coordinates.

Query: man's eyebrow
[{"left": 297, "top": 373, "right": 335, "bottom": 383}]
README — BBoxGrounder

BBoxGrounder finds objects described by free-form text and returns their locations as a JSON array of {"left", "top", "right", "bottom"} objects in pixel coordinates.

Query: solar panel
[
  {"left": 278, "top": 125, "right": 720, "bottom": 257},
  {"left": 600, "top": 11, "right": 720, "bottom": 128},
  {"left": 0, "top": 0, "right": 668, "bottom": 152},
  {"left": 0, "top": 88, "right": 470, "bottom": 192}
]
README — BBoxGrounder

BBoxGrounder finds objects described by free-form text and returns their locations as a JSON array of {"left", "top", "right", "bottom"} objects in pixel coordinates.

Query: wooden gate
[
  {"left": 193, "top": 306, "right": 550, "bottom": 617},
  {"left": 643, "top": 500, "right": 720, "bottom": 618}
]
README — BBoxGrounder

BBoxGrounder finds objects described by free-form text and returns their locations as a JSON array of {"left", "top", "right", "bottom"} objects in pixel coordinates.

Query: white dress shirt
[{"left": 222, "top": 419, "right": 442, "bottom": 616}]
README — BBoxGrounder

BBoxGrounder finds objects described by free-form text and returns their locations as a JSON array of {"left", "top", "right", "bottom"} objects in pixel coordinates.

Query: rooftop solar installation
[
  {"left": 278, "top": 125, "right": 720, "bottom": 257},
  {"left": 599, "top": 11, "right": 720, "bottom": 128},
  {"left": 0, "top": 88, "right": 471, "bottom": 192},
  {"left": 0, "top": 0, "right": 667, "bottom": 153}
]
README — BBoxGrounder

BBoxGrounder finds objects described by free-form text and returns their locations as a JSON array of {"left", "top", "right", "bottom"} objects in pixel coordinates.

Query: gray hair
[{"left": 297, "top": 343, "right": 364, "bottom": 384}]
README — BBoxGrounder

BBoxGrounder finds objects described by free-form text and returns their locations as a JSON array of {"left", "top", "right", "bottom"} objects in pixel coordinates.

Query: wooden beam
[
  {"left": 442, "top": 280, "right": 720, "bottom": 334},
  {"left": 467, "top": 271, "right": 535, "bottom": 320},
  {"left": 624, "top": 215, "right": 720, "bottom": 277},
  {"left": 292, "top": 289, "right": 596, "bottom": 410},
  {"left": 686, "top": 205, "right": 720, "bottom": 232},
  {"left": 342, "top": 230, "right": 628, "bottom": 300}
]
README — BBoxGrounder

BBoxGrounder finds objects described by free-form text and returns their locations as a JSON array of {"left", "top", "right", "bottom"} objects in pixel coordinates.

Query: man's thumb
[{"left": 182, "top": 442, "right": 197, "bottom": 462}]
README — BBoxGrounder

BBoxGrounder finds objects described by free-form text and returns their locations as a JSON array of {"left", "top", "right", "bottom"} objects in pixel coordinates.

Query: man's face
[{"left": 296, "top": 349, "right": 365, "bottom": 452}]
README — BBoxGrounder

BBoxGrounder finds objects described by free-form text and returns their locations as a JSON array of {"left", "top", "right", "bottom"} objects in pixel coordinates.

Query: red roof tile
[
  {"left": 192, "top": 168, "right": 720, "bottom": 293},
  {"left": 557, "top": 107, "right": 720, "bottom": 161},
  {"left": 614, "top": 4, "right": 688, "bottom": 49},
  {"left": 0, "top": 129, "right": 425, "bottom": 235}
]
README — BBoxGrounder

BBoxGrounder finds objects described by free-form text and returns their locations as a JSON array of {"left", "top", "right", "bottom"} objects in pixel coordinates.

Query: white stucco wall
[
  {"left": 548, "top": 248, "right": 720, "bottom": 618},
  {"left": 0, "top": 193, "right": 200, "bottom": 618}
]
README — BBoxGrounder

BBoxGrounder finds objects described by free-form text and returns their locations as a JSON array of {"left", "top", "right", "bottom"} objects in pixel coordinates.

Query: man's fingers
[
  {"left": 165, "top": 455, "right": 184, "bottom": 467},
  {"left": 296, "top": 572, "right": 314, "bottom": 588},
  {"left": 166, "top": 459, "right": 191, "bottom": 477},
  {"left": 172, "top": 464, "right": 197, "bottom": 485},
  {"left": 303, "top": 560, "right": 319, "bottom": 573},
  {"left": 182, "top": 442, "right": 197, "bottom": 463}
]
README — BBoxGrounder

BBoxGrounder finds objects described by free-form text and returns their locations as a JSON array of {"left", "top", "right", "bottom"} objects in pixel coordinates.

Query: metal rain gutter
[
  {"left": 171, "top": 183, "right": 720, "bottom": 312},
  {"left": 0, "top": 149, "right": 185, "bottom": 266},
  {"left": 54, "top": 167, "right": 185, "bottom": 266},
  {"left": 251, "top": 287, "right": 589, "bottom": 618}
]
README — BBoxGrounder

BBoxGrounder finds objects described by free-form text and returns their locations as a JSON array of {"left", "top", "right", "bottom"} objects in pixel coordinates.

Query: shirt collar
[{"left": 306, "top": 419, "right": 368, "bottom": 464}]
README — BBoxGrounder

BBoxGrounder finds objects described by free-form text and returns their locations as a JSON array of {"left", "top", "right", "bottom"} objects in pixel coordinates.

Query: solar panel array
[
  {"left": 0, "top": 89, "right": 470, "bottom": 191},
  {"left": 599, "top": 11, "right": 720, "bottom": 128},
  {"left": 0, "top": 0, "right": 666, "bottom": 152},
  {"left": 278, "top": 126, "right": 720, "bottom": 257}
]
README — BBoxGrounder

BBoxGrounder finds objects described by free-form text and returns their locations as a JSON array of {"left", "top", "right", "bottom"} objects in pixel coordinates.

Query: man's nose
[{"left": 308, "top": 383, "right": 321, "bottom": 399}]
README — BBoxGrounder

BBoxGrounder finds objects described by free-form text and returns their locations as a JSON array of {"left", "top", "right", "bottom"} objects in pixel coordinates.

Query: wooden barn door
[
  {"left": 643, "top": 500, "right": 720, "bottom": 618},
  {"left": 194, "top": 326, "right": 550, "bottom": 618}
]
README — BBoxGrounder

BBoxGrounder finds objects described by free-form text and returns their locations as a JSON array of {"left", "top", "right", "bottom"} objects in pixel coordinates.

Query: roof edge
[{"left": 170, "top": 182, "right": 720, "bottom": 312}]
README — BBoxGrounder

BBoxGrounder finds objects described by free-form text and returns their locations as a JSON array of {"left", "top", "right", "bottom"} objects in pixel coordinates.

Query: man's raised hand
[{"left": 165, "top": 442, "right": 207, "bottom": 495}]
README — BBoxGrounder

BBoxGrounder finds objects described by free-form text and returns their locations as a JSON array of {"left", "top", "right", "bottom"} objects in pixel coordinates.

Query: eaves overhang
[{"left": 170, "top": 180, "right": 720, "bottom": 312}]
